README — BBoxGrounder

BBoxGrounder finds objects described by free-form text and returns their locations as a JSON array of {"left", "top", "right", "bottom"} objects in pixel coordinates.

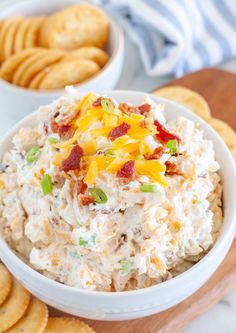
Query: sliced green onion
[
  {"left": 26, "top": 146, "right": 41, "bottom": 163},
  {"left": 69, "top": 250, "right": 80, "bottom": 258},
  {"left": 136, "top": 154, "right": 144, "bottom": 160},
  {"left": 140, "top": 184, "right": 158, "bottom": 193},
  {"left": 166, "top": 139, "right": 178, "bottom": 155},
  {"left": 41, "top": 174, "right": 53, "bottom": 195},
  {"left": 91, "top": 234, "right": 96, "bottom": 245},
  {"left": 101, "top": 99, "right": 114, "bottom": 114},
  {"left": 90, "top": 187, "right": 108, "bottom": 204},
  {"left": 48, "top": 137, "right": 59, "bottom": 144},
  {"left": 120, "top": 259, "right": 134, "bottom": 275},
  {"left": 79, "top": 238, "right": 88, "bottom": 246},
  {"left": 104, "top": 149, "right": 118, "bottom": 157}
]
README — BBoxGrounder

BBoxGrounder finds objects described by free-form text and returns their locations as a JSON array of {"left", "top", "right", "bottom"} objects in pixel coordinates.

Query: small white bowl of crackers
[{"left": 0, "top": 0, "right": 124, "bottom": 119}]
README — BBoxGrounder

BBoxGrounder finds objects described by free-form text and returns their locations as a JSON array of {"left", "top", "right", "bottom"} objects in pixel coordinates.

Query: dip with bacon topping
[{"left": 0, "top": 91, "right": 223, "bottom": 291}]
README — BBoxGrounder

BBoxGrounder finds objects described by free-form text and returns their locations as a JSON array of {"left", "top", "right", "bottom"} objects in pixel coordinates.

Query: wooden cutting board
[
  {"left": 52, "top": 68, "right": 236, "bottom": 333},
  {"left": 162, "top": 68, "right": 236, "bottom": 131}
]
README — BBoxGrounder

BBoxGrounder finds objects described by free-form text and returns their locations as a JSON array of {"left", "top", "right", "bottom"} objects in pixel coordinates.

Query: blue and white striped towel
[{"left": 93, "top": 0, "right": 236, "bottom": 77}]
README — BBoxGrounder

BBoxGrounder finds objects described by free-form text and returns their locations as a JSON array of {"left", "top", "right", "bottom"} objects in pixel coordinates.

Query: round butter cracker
[
  {"left": 38, "top": 4, "right": 109, "bottom": 50},
  {"left": 3, "top": 17, "right": 23, "bottom": 59},
  {"left": 28, "top": 68, "right": 49, "bottom": 89},
  {"left": 14, "top": 18, "right": 34, "bottom": 53},
  {"left": 44, "top": 317, "right": 95, "bottom": 333},
  {"left": 0, "top": 279, "right": 30, "bottom": 333},
  {"left": 62, "top": 47, "right": 109, "bottom": 68},
  {"left": 0, "top": 17, "right": 22, "bottom": 62},
  {"left": 37, "top": 15, "right": 54, "bottom": 48},
  {"left": 0, "top": 47, "right": 41, "bottom": 82},
  {"left": 0, "top": 263, "right": 12, "bottom": 305},
  {"left": 19, "top": 49, "right": 65, "bottom": 87},
  {"left": 154, "top": 86, "right": 211, "bottom": 120},
  {"left": 25, "top": 16, "right": 45, "bottom": 48},
  {"left": 209, "top": 118, "right": 236, "bottom": 149},
  {"left": 11, "top": 49, "right": 48, "bottom": 85},
  {"left": 5, "top": 297, "right": 48, "bottom": 333},
  {"left": 39, "top": 59, "right": 100, "bottom": 90}
]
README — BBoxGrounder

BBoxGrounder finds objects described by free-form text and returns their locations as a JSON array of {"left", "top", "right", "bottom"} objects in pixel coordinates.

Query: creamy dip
[{"left": 0, "top": 90, "right": 222, "bottom": 291}]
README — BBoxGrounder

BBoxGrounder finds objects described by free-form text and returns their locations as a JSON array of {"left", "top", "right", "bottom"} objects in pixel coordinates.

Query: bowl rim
[
  {"left": 0, "top": 90, "right": 236, "bottom": 298},
  {"left": 0, "top": 0, "right": 124, "bottom": 96}
]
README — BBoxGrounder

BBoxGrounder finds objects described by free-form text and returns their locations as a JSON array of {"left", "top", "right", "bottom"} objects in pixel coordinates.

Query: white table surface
[{"left": 0, "top": 1, "right": 236, "bottom": 332}]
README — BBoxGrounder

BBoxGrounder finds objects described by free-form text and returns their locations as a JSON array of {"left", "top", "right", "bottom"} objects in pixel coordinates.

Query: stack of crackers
[
  {"left": 0, "top": 3, "right": 109, "bottom": 90},
  {"left": 154, "top": 86, "right": 236, "bottom": 163},
  {"left": 0, "top": 263, "right": 95, "bottom": 333}
]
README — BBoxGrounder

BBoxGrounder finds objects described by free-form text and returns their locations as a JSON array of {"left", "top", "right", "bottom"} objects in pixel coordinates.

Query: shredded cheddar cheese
[
  {"left": 151, "top": 257, "right": 166, "bottom": 271},
  {"left": 106, "top": 157, "right": 128, "bottom": 173},
  {"left": 54, "top": 93, "right": 167, "bottom": 187},
  {"left": 78, "top": 93, "right": 98, "bottom": 116},
  {"left": 103, "top": 113, "right": 118, "bottom": 127},
  {"left": 84, "top": 160, "right": 99, "bottom": 185},
  {"left": 83, "top": 156, "right": 114, "bottom": 171},
  {"left": 148, "top": 172, "right": 167, "bottom": 187},
  {"left": 139, "top": 140, "right": 153, "bottom": 155},
  {"left": 88, "top": 127, "right": 113, "bottom": 137},
  {"left": 75, "top": 114, "right": 100, "bottom": 130},
  {"left": 170, "top": 239, "right": 177, "bottom": 246},
  {"left": 172, "top": 221, "right": 182, "bottom": 231},
  {"left": 80, "top": 140, "right": 97, "bottom": 155},
  {"left": 112, "top": 135, "right": 137, "bottom": 150},
  {"left": 122, "top": 114, "right": 143, "bottom": 127},
  {"left": 120, "top": 142, "right": 140, "bottom": 154},
  {"left": 0, "top": 177, "right": 4, "bottom": 188},
  {"left": 128, "top": 127, "right": 151, "bottom": 139},
  {"left": 54, "top": 147, "right": 71, "bottom": 166}
]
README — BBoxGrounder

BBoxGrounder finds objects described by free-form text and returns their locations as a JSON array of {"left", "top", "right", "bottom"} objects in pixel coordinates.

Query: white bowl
[
  {"left": 0, "top": 0, "right": 124, "bottom": 120},
  {"left": 0, "top": 90, "right": 236, "bottom": 321}
]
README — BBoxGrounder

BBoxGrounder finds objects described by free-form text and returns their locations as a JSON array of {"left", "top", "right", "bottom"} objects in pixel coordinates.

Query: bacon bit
[
  {"left": 77, "top": 180, "right": 87, "bottom": 195},
  {"left": 138, "top": 103, "right": 151, "bottom": 115},
  {"left": 58, "top": 125, "right": 70, "bottom": 135},
  {"left": 61, "top": 145, "right": 84, "bottom": 172},
  {"left": 119, "top": 103, "right": 151, "bottom": 116},
  {"left": 51, "top": 118, "right": 60, "bottom": 133},
  {"left": 115, "top": 233, "right": 128, "bottom": 251},
  {"left": 51, "top": 217, "right": 59, "bottom": 226},
  {"left": 117, "top": 160, "right": 135, "bottom": 179},
  {"left": 43, "top": 123, "right": 49, "bottom": 135},
  {"left": 74, "top": 170, "right": 80, "bottom": 177},
  {"left": 108, "top": 122, "right": 131, "bottom": 141},
  {"left": 53, "top": 174, "right": 65, "bottom": 188},
  {"left": 93, "top": 97, "right": 115, "bottom": 109},
  {"left": 165, "top": 161, "right": 181, "bottom": 176},
  {"left": 119, "top": 103, "right": 130, "bottom": 114},
  {"left": 154, "top": 120, "right": 181, "bottom": 143},
  {"left": 51, "top": 118, "right": 74, "bottom": 140},
  {"left": 144, "top": 146, "right": 165, "bottom": 160},
  {"left": 92, "top": 97, "right": 103, "bottom": 107},
  {"left": 58, "top": 125, "right": 75, "bottom": 140},
  {"left": 79, "top": 195, "right": 94, "bottom": 206}
]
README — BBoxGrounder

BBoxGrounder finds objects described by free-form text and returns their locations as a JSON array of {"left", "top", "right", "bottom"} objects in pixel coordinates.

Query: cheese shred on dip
[{"left": 0, "top": 91, "right": 223, "bottom": 292}]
